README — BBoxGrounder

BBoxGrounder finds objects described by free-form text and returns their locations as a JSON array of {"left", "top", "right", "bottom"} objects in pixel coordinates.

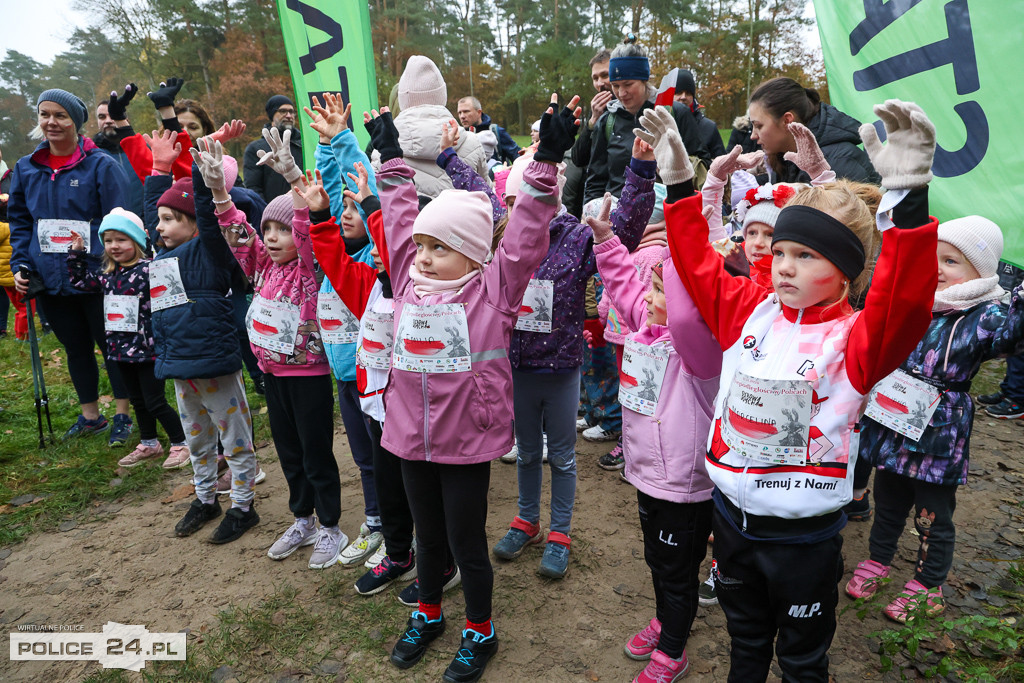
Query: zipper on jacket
[{"left": 421, "top": 372, "right": 431, "bottom": 462}]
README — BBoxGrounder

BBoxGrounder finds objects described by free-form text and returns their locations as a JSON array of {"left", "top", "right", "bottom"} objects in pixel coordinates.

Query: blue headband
[{"left": 609, "top": 56, "right": 650, "bottom": 83}]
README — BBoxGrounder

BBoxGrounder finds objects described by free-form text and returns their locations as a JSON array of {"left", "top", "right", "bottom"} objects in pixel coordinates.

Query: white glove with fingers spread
[
  {"left": 585, "top": 193, "right": 615, "bottom": 244},
  {"left": 256, "top": 127, "right": 302, "bottom": 184},
  {"left": 189, "top": 137, "right": 226, "bottom": 190},
  {"left": 709, "top": 145, "right": 764, "bottom": 182},
  {"left": 859, "top": 99, "right": 936, "bottom": 190},
  {"left": 634, "top": 107, "right": 693, "bottom": 185}
]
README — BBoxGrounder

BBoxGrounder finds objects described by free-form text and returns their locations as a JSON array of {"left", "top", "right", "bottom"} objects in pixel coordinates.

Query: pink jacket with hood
[
  {"left": 594, "top": 234, "right": 721, "bottom": 503},
  {"left": 378, "top": 158, "right": 559, "bottom": 464}
]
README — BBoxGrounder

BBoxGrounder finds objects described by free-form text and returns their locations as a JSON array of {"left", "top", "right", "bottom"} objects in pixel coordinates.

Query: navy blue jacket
[
  {"left": 9, "top": 137, "right": 127, "bottom": 295},
  {"left": 92, "top": 128, "right": 144, "bottom": 216},
  {"left": 144, "top": 168, "right": 241, "bottom": 380},
  {"left": 476, "top": 113, "right": 521, "bottom": 164}
]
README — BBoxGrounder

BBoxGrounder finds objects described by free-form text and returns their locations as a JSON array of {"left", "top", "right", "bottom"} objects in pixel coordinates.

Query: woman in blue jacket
[{"left": 9, "top": 89, "right": 133, "bottom": 444}]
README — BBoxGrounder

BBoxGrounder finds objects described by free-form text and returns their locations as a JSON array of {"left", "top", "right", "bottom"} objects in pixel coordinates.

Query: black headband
[{"left": 772, "top": 205, "right": 866, "bottom": 281}]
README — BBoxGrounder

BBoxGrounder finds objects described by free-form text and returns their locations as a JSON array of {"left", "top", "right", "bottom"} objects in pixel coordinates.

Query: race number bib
[
  {"left": 246, "top": 295, "right": 300, "bottom": 354},
  {"left": 37, "top": 219, "right": 89, "bottom": 253},
  {"left": 317, "top": 290, "right": 360, "bottom": 344},
  {"left": 358, "top": 309, "right": 394, "bottom": 370},
  {"left": 515, "top": 279, "right": 554, "bottom": 333},
  {"left": 103, "top": 294, "right": 139, "bottom": 333},
  {"left": 618, "top": 339, "right": 669, "bottom": 416},
  {"left": 721, "top": 371, "right": 812, "bottom": 466},
  {"left": 393, "top": 303, "right": 471, "bottom": 373},
  {"left": 149, "top": 258, "right": 188, "bottom": 311},
  {"left": 864, "top": 369, "right": 941, "bottom": 441}
]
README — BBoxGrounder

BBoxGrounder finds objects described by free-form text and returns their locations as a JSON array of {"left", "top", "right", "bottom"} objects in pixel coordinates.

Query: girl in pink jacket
[
  {"left": 368, "top": 96, "right": 580, "bottom": 683},
  {"left": 192, "top": 134, "right": 346, "bottom": 571},
  {"left": 593, "top": 203, "right": 722, "bottom": 683}
]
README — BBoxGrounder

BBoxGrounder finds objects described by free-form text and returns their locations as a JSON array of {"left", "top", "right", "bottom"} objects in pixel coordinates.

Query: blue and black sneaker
[
  {"left": 390, "top": 610, "right": 445, "bottom": 669},
  {"left": 62, "top": 414, "right": 109, "bottom": 441},
  {"left": 443, "top": 626, "right": 499, "bottom": 683},
  {"left": 108, "top": 413, "right": 134, "bottom": 447}
]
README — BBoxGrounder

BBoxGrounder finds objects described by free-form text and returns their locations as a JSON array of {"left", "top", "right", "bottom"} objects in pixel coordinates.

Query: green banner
[
  {"left": 813, "top": 1, "right": 1024, "bottom": 267},
  {"left": 275, "top": 0, "right": 379, "bottom": 166}
]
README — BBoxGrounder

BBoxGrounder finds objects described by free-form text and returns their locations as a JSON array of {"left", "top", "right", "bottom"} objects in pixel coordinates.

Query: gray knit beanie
[{"left": 37, "top": 89, "right": 88, "bottom": 131}]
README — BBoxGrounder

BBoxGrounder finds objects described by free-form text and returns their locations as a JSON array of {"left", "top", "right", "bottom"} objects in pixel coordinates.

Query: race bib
[
  {"left": 103, "top": 294, "right": 139, "bottom": 333},
  {"left": 149, "top": 258, "right": 188, "bottom": 311},
  {"left": 515, "top": 279, "right": 554, "bottom": 333},
  {"left": 246, "top": 295, "right": 301, "bottom": 354},
  {"left": 864, "top": 369, "right": 941, "bottom": 441},
  {"left": 358, "top": 309, "right": 394, "bottom": 370},
  {"left": 393, "top": 303, "right": 471, "bottom": 373},
  {"left": 618, "top": 339, "right": 669, "bottom": 416},
  {"left": 317, "top": 290, "right": 360, "bottom": 344},
  {"left": 721, "top": 371, "right": 812, "bottom": 467},
  {"left": 37, "top": 219, "right": 89, "bottom": 253}
]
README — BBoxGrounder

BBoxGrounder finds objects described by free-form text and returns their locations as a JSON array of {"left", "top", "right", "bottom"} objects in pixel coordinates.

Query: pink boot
[{"left": 845, "top": 559, "right": 891, "bottom": 599}]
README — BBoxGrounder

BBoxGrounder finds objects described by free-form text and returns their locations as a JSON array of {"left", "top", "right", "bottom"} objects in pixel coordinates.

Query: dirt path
[{"left": 2, "top": 407, "right": 1023, "bottom": 682}]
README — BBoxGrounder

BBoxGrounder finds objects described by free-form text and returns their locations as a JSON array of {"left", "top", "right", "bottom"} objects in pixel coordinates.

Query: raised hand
[
  {"left": 585, "top": 192, "right": 615, "bottom": 244},
  {"left": 590, "top": 90, "right": 613, "bottom": 127},
  {"left": 343, "top": 162, "right": 373, "bottom": 204},
  {"left": 147, "top": 77, "right": 184, "bottom": 109},
  {"left": 783, "top": 123, "right": 829, "bottom": 178},
  {"left": 535, "top": 93, "right": 582, "bottom": 163},
  {"left": 632, "top": 136, "right": 655, "bottom": 162},
  {"left": 70, "top": 231, "right": 85, "bottom": 252},
  {"left": 709, "top": 145, "right": 764, "bottom": 180},
  {"left": 440, "top": 118, "right": 461, "bottom": 153},
  {"left": 143, "top": 129, "right": 182, "bottom": 174},
  {"left": 189, "top": 137, "right": 226, "bottom": 190},
  {"left": 295, "top": 170, "right": 331, "bottom": 212},
  {"left": 211, "top": 119, "right": 247, "bottom": 144},
  {"left": 634, "top": 107, "right": 693, "bottom": 185},
  {"left": 255, "top": 127, "right": 302, "bottom": 183},
  {"left": 106, "top": 83, "right": 137, "bottom": 121},
  {"left": 363, "top": 107, "right": 403, "bottom": 162},
  {"left": 305, "top": 92, "right": 351, "bottom": 142},
  {"left": 859, "top": 99, "right": 936, "bottom": 190}
]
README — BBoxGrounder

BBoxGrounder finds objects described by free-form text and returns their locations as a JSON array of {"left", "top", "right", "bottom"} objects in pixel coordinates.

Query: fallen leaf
[
  {"left": 0, "top": 505, "right": 12, "bottom": 514},
  {"left": 3, "top": 430, "right": 11, "bottom": 435},
  {"left": 98, "top": 395, "right": 113, "bottom": 407},
  {"left": 161, "top": 483, "right": 195, "bottom": 504}
]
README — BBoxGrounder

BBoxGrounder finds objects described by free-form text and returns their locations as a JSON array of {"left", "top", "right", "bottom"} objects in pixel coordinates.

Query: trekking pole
[{"left": 20, "top": 266, "right": 53, "bottom": 447}]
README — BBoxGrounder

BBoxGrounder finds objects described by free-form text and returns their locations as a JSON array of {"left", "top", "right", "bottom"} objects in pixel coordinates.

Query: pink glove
[{"left": 783, "top": 123, "right": 830, "bottom": 179}]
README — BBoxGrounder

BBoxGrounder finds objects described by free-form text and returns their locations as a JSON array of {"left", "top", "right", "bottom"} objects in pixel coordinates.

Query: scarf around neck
[
  {"left": 932, "top": 275, "right": 1004, "bottom": 312},
  {"left": 408, "top": 264, "right": 481, "bottom": 298}
]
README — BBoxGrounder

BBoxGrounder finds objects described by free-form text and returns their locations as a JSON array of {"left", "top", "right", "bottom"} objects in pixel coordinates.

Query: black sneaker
[
  {"left": 443, "top": 626, "right": 499, "bottom": 683},
  {"left": 977, "top": 391, "right": 1004, "bottom": 406},
  {"left": 62, "top": 414, "right": 108, "bottom": 441},
  {"left": 354, "top": 553, "right": 416, "bottom": 596},
  {"left": 986, "top": 398, "right": 1024, "bottom": 419},
  {"left": 252, "top": 374, "right": 266, "bottom": 396},
  {"left": 175, "top": 498, "right": 222, "bottom": 537},
  {"left": 398, "top": 563, "right": 462, "bottom": 607},
  {"left": 390, "top": 611, "right": 445, "bottom": 670},
  {"left": 208, "top": 505, "right": 260, "bottom": 544},
  {"left": 598, "top": 443, "right": 624, "bottom": 470},
  {"left": 108, "top": 413, "right": 134, "bottom": 447},
  {"left": 844, "top": 490, "right": 872, "bottom": 521},
  {"left": 698, "top": 562, "right": 718, "bottom": 607}
]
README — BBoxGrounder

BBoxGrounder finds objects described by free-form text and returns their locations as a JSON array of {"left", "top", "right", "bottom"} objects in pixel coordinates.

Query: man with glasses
[{"left": 244, "top": 95, "right": 305, "bottom": 201}]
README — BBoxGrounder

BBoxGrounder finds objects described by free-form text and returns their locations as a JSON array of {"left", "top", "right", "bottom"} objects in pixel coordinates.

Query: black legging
[
  {"left": 116, "top": 361, "right": 185, "bottom": 442},
  {"left": 38, "top": 293, "right": 127, "bottom": 404}
]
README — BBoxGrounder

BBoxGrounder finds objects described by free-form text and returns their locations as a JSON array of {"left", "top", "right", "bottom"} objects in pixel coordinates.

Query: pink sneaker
[
  {"left": 845, "top": 559, "right": 891, "bottom": 599},
  {"left": 217, "top": 466, "right": 265, "bottom": 496},
  {"left": 118, "top": 442, "right": 164, "bottom": 468},
  {"left": 883, "top": 579, "right": 944, "bottom": 623},
  {"left": 624, "top": 617, "right": 661, "bottom": 660},
  {"left": 162, "top": 445, "right": 192, "bottom": 469},
  {"left": 633, "top": 649, "right": 689, "bottom": 683}
]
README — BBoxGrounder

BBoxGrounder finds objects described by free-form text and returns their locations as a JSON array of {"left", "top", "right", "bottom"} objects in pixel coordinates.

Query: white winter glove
[
  {"left": 782, "top": 123, "right": 830, "bottom": 179},
  {"left": 189, "top": 137, "right": 225, "bottom": 190},
  {"left": 633, "top": 107, "right": 694, "bottom": 185},
  {"left": 709, "top": 145, "right": 764, "bottom": 182},
  {"left": 256, "top": 127, "right": 302, "bottom": 184},
  {"left": 859, "top": 99, "right": 936, "bottom": 190}
]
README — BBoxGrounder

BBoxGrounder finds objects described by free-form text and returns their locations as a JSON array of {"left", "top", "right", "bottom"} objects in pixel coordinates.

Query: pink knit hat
[
  {"left": 398, "top": 56, "right": 447, "bottom": 110},
  {"left": 223, "top": 154, "right": 239, "bottom": 192},
  {"left": 494, "top": 168, "right": 511, "bottom": 206},
  {"left": 413, "top": 189, "right": 492, "bottom": 265},
  {"left": 261, "top": 193, "right": 294, "bottom": 232},
  {"left": 503, "top": 155, "right": 531, "bottom": 201}
]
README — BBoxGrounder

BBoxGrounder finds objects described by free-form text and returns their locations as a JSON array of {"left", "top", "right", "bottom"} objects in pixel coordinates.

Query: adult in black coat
[
  {"left": 243, "top": 95, "right": 304, "bottom": 201},
  {"left": 673, "top": 69, "right": 726, "bottom": 161},
  {"left": 727, "top": 115, "right": 759, "bottom": 155}
]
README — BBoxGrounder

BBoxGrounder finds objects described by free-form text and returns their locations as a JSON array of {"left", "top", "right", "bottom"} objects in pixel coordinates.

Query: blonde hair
[
  {"left": 783, "top": 179, "right": 882, "bottom": 310},
  {"left": 101, "top": 240, "right": 146, "bottom": 273}
]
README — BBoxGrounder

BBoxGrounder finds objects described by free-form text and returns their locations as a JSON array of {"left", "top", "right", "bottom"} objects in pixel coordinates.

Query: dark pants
[
  {"left": 869, "top": 469, "right": 957, "bottom": 588},
  {"left": 638, "top": 491, "right": 713, "bottom": 658},
  {"left": 38, "top": 293, "right": 127, "bottom": 404},
  {"left": 229, "top": 288, "right": 262, "bottom": 383},
  {"left": 401, "top": 459, "right": 492, "bottom": 622},
  {"left": 369, "top": 418, "right": 415, "bottom": 561},
  {"left": 852, "top": 455, "right": 873, "bottom": 491},
  {"left": 713, "top": 508, "right": 843, "bottom": 683},
  {"left": 265, "top": 373, "right": 341, "bottom": 527},
  {"left": 116, "top": 360, "right": 185, "bottom": 442},
  {"left": 1000, "top": 353, "right": 1024, "bottom": 401},
  {"left": 336, "top": 380, "right": 378, "bottom": 519}
]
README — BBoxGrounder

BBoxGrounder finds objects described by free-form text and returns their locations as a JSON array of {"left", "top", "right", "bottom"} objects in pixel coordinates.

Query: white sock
[{"left": 141, "top": 438, "right": 159, "bottom": 448}]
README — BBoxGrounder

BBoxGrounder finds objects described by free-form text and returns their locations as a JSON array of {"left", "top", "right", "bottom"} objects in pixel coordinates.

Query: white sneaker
[
  {"left": 267, "top": 518, "right": 318, "bottom": 560},
  {"left": 364, "top": 540, "right": 387, "bottom": 569},
  {"left": 576, "top": 417, "right": 592, "bottom": 432},
  {"left": 340, "top": 523, "right": 384, "bottom": 566},
  {"left": 500, "top": 442, "right": 519, "bottom": 464},
  {"left": 542, "top": 433, "right": 548, "bottom": 463},
  {"left": 309, "top": 526, "right": 349, "bottom": 569},
  {"left": 582, "top": 424, "right": 620, "bottom": 442}
]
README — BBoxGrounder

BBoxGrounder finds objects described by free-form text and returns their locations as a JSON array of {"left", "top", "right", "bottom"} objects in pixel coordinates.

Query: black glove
[
  {"left": 106, "top": 83, "right": 137, "bottom": 121},
  {"left": 534, "top": 100, "right": 580, "bottom": 163},
  {"left": 365, "top": 111, "right": 403, "bottom": 163},
  {"left": 147, "top": 78, "right": 184, "bottom": 109}
]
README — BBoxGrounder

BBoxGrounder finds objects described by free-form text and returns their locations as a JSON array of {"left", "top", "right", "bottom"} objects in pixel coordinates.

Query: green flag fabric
[
  {"left": 813, "top": 1, "right": 1024, "bottom": 267},
  {"left": 275, "top": 0, "right": 379, "bottom": 166}
]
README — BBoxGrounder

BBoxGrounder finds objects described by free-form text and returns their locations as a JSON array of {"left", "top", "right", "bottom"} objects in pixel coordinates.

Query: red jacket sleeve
[
  {"left": 665, "top": 193, "right": 768, "bottom": 350},
  {"left": 308, "top": 218, "right": 378, "bottom": 319},
  {"left": 171, "top": 132, "right": 193, "bottom": 181},
  {"left": 846, "top": 220, "right": 938, "bottom": 394},
  {"left": 366, "top": 210, "right": 389, "bottom": 278}
]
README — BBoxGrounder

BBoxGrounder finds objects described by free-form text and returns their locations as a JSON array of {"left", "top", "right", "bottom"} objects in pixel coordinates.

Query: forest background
[{"left": 0, "top": 0, "right": 823, "bottom": 162}]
